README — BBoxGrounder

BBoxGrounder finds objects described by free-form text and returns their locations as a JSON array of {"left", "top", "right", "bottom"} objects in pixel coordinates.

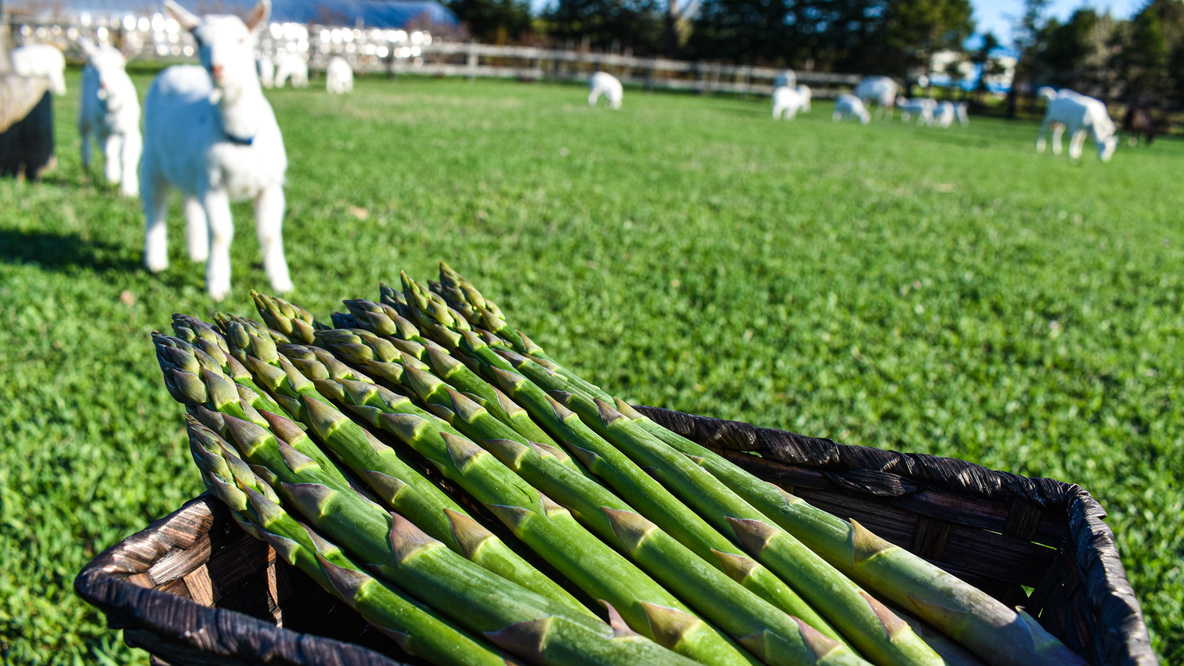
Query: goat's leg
[
  {"left": 120, "top": 131, "right": 142, "bottom": 198},
  {"left": 255, "top": 184, "right": 293, "bottom": 294},
  {"left": 184, "top": 196, "right": 209, "bottom": 263},
  {"left": 203, "top": 190, "right": 235, "bottom": 302},
  {"left": 103, "top": 133, "right": 123, "bottom": 185},
  {"left": 588, "top": 89, "right": 599, "bottom": 107},
  {"left": 1051, "top": 125, "right": 1065, "bottom": 155},
  {"left": 1069, "top": 130, "right": 1086, "bottom": 161},
  {"left": 141, "top": 159, "right": 170, "bottom": 274},
  {"left": 1036, "top": 119, "right": 1051, "bottom": 152}
]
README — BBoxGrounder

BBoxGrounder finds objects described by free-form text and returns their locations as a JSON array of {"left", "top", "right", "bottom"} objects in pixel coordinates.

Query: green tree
[
  {"left": 543, "top": 0, "right": 665, "bottom": 55},
  {"left": 685, "top": 0, "right": 795, "bottom": 64},
  {"left": 448, "top": 0, "right": 532, "bottom": 43},
  {"left": 1007, "top": 0, "right": 1051, "bottom": 117},
  {"left": 879, "top": 0, "right": 975, "bottom": 76}
]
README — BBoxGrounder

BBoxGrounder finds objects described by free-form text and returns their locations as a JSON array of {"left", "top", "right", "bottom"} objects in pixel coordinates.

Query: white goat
[
  {"left": 141, "top": 0, "right": 292, "bottom": 301},
  {"left": 257, "top": 53, "right": 275, "bottom": 88},
  {"left": 854, "top": 76, "right": 898, "bottom": 120},
  {"left": 771, "top": 86, "right": 806, "bottom": 120},
  {"left": 898, "top": 98, "right": 936, "bottom": 126},
  {"left": 934, "top": 101, "right": 968, "bottom": 128},
  {"left": 274, "top": 52, "right": 309, "bottom": 88},
  {"left": 773, "top": 69, "right": 796, "bottom": 89},
  {"left": 326, "top": 56, "right": 353, "bottom": 94},
  {"left": 833, "top": 93, "right": 870, "bottom": 124},
  {"left": 11, "top": 44, "right": 67, "bottom": 95},
  {"left": 588, "top": 71, "right": 623, "bottom": 109},
  {"left": 78, "top": 39, "right": 142, "bottom": 197},
  {"left": 1036, "top": 89, "right": 1118, "bottom": 162},
  {"left": 796, "top": 84, "right": 812, "bottom": 112}
]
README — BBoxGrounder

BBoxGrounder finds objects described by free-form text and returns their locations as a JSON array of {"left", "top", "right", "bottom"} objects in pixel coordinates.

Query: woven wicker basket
[{"left": 75, "top": 407, "right": 1158, "bottom": 666}]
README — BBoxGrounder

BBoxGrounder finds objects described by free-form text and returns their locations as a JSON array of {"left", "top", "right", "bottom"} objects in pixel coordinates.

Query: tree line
[{"left": 445, "top": 0, "right": 1184, "bottom": 114}]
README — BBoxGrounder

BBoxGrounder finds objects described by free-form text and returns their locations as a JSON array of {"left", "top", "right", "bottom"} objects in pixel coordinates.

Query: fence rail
[{"left": 7, "top": 14, "right": 863, "bottom": 98}]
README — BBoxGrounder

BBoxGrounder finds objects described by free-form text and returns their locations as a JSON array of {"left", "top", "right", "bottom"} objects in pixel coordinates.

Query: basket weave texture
[{"left": 75, "top": 407, "right": 1157, "bottom": 665}]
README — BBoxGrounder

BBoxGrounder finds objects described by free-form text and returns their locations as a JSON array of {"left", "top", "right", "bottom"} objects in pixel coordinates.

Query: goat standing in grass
[
  {"left": 771, "top": 86, "right": 806, "bottom": 120},
  {"left": 588, "top": 71, "right": 623, "bottom": 109},
  {"left": 141, "top": 0, "right": 292, "bottom": 301},
  {"left": 78, "top": 39, "right": 141, "bottom": 197},
  {"left": 326, "top": 56, "right": 353, "bottom": 94},
  {"left": 898, "top": 98, "right": 936, "bottom": 126},
  {"left": 1036, "top": 89, "right": 1118, "bottom": 162},
  {"left": 11, "top": 44, "right": 67, "bottom": 95},
  {"left": 274, "top": 52, "right": 309, "bottom": 88},
  {"left": 833, "top": 93, "right": 870, "bottom": 124},
  {"left": 854, "top": 76, "right": 898, "bottom": 120}
]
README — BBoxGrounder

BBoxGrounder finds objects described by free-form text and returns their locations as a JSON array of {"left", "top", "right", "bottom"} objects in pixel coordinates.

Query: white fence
[{"left": 7, "top": 15, "right": 863, "bottom": 98}]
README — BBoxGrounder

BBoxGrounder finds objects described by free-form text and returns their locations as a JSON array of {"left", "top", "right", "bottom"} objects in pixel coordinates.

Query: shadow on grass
[{"left": 0, "top": 228, "right": 141, "bottom": 276}]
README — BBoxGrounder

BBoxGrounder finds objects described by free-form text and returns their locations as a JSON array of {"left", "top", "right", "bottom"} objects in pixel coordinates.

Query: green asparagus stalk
[
  {"left": 323, "top": 374, "right": 754, "bottom": 666},
  {"left": 153, "top": 331, "right": 348, "bottom": 486},
  {"left": 251, "top": 290, "right": 326, "bottom": 344},
  {"left": 187, "top": 417, "right": 507, "bottom": 666},
  {"left": 208, "top": 412, "right": 696, "bottom": 666},
  {"left": 613, "top": 401, "right": 1086, "bottom": 666},
  {"left": 488, "top": 368, "right": 847, "bottom": 642}
]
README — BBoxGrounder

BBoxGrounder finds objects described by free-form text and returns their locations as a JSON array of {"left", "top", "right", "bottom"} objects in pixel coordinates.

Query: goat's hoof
[
  {"left": 208, "top": 286, "right": 230, "bottom": 302},
  {"left": 271, "top": 277, "right": 294, "bottom": 294},
  {"left": 145, "top": 257, "right": 168, "bottom": 274}
]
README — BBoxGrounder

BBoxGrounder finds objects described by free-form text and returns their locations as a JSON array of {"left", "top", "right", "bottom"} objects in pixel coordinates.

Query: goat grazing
[
  {"left": 833, "top": 94, "right": 870, "bottom": 124},
  {"left": 854, "top": 76, "right": 898, "bottom": 119},
  {"left": 78, "top": 39, "right": 142, "bottom": 197},
  {"left": 11, "top": 44, "right": 67, "bottom": 95},
  {"left": 933, "top": 101, "right": 968, "bottom": 128},
  {"left": 588, "top": 71, "right": 623, "bottom": 109},
  {"left": 273, "top": 52, "right": 309, "bottom": 88},
  {"left": 898, "top": 98, "right": 936, "bottom": 125},
  {"left": 326, "top": 56, "right": 353, "bottom": 94},
  {"left": 140, "top": 0, "right": 292, "bottom": 301},
  {"left": 1036, "top": 89, "right": 1118, "bottom": 162},
  {"left": 771, "top": 86, "right": 806, "bottom": 120}
]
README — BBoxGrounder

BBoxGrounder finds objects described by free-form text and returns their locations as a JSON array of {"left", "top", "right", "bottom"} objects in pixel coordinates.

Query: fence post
[{"left": 466, "top": 45, "right": 477, "bottom": 81}]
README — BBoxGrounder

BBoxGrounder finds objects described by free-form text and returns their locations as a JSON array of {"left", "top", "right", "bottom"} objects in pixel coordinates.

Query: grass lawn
[{"left": 1, "top": 69, "right": 1181, "bottom": 663}]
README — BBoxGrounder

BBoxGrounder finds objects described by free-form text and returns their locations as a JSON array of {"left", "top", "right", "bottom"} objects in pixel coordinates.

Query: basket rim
[
  {"left": 75, "top": 407, "right": 1157, "bottom": 666},
  {"left": 635, "top": 405, "right": 1157, "bottom": 666},
  {"left": 74, "top": 494, "right": 407, "bottom": 666}
]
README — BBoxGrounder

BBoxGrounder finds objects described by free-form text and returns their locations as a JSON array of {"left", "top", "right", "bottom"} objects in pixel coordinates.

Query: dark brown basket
[{"left": 75, "top": 408, "right": 1158, "bottom": 666}]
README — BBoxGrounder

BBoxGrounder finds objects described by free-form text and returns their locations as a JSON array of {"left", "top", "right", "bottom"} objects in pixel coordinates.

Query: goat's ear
[
  {"left": 245, "top": 0, "right": 270, "bottom": 35},
  {"left": 164, "top": 1, "right": 201, "bottom": 31}
]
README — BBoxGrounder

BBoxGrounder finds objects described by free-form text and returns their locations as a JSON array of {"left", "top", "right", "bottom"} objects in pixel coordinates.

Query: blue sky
[{"left": 973, "top": 0, "right": 1144, "bottom": 43}]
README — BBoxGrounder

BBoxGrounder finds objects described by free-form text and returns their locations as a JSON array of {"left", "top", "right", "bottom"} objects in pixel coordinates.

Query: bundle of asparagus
[{"left": 150, "top": 265, "right": 1086, "bottom": 666}]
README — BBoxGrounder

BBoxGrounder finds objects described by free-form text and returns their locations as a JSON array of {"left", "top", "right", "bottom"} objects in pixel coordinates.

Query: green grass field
[{"left": 1, "top": 70, "right": 1181, "bottom": 663}]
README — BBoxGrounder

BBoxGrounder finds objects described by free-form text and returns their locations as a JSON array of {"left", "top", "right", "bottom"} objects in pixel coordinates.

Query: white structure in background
[
  {"left": 273, "top": 52, "right": 309, "bottom": 87},
  {"left": 78, "top": 38, "right": 142, "bottom": 197},
  {"left": 257, "top": 53, "right": 275, "bottom": 88},
  {"left": 934, "top": 101, "right": 968, "bottom": 128},
  {"left": 854, "top": 76, "right": 899, "bottom": 119},
  {"left": 833, "top": 93, "right": 870, "bottom": 124},
  {"left": 141, "top": 0, "right": 292, "bottom": 301},
  {"left": 773, "top": 69, "right": 796, "bottom": 89},
  {"left": 771, "top": 85, "right": 807, "bottom": 120},
  {"left": 898, "top": 98, "right": 936, "bottom": 125},
  {"left": 1036, "top": 89, "right": 1117, "bottom": 162},
  {"left": 11, "top": 43, "right": 67, "bottom": 94},
  {"left": 325, "top": 55, "right": 353, "bottom": 93},
  {"left": 796, "top": 84, "right": 812, "bottom": 112},
  {"left": 588, "top": 71, "right": 623, "bottom": 109}
]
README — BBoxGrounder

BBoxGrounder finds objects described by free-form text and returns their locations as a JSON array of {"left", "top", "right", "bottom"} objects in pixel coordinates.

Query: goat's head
[
  {"left": 1099, "top": 135, "right": 1118, "bottom": 162},
  {"left": 166, "top": 0, "right": 269, "bottom": 91},
  {"left": 78, "top": 38, "right": 129, "bottom": 100}
]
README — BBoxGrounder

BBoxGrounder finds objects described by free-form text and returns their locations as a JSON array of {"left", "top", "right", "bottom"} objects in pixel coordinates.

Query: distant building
[{"left": 8, "top": 0, "right": 458, "bottom": 30}]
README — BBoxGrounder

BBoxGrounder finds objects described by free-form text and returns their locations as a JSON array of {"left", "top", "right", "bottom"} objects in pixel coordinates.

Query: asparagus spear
[
  {"left": 322, "top": 374, "right": 755, "bottom": 666},
  {"left": 187, "top": 417, "right": 508, "bottom": 666},
  {"left": 613, "top": 401, "right": 1086, "bottom": 666},
  {"left": 251, "top": 290, "right": 325, "bottom": 344},
  {"left": 207, "top": 412, "right": 696, "bottom": 666}
]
